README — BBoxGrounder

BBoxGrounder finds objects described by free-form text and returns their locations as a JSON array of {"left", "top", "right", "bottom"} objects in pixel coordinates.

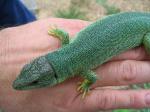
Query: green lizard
[{"left": 13, "top": 12, "right": 150, "bottom": 98}]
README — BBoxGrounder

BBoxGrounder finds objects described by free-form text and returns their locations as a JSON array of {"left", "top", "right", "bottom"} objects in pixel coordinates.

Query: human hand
[{"left": 0, "top": 18, "right": 150, "bottom": 112}]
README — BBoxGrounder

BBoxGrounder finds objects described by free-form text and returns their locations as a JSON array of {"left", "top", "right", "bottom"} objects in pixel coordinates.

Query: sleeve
[{"left": 0, "top": 0, "right": 36, "bottom": 28}]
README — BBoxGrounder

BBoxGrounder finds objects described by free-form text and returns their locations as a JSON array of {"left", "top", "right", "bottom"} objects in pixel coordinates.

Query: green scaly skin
[{"left": 13, "top": 12, "right": 150, "bottom": 98}]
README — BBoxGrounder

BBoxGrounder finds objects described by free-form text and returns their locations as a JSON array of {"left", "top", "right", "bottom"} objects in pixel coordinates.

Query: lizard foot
[
  {"left": 77, "top": 79, "right": 91, "bottom": 99},
  {"left": 48, "top": 25, "right": 58, "bottom": 36},
  {"left": 48, "top": 26, "right": 69, "bottom": 46}
]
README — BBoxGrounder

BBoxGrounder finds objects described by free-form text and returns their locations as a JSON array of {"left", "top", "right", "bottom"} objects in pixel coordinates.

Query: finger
[
  {"left": 75, "top": 89, "right": 150, "bottom": 111},
  {"left": 111, "top": 46, "right": 150, "bottom": 61},
  {"left": 94, "top": 60, "right": 150, "bottom": 87}
]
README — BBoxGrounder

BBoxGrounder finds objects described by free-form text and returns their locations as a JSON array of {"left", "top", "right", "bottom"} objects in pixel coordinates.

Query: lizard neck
[{"left": 45, "top": 44, "right": 82, "bottom": 83}]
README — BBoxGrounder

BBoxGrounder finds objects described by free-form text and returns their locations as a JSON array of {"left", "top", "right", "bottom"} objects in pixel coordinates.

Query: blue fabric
[{"left": 0, "top": 0, "right": 36, "bottom": 27}]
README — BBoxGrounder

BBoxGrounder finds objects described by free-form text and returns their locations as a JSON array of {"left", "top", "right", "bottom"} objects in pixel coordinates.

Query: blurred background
[
  {"left": 20, "top": 0, "right": 150, "bottom": 112},
  {"left": 21, "top": 0, "right": 150, "bottom": 21}
]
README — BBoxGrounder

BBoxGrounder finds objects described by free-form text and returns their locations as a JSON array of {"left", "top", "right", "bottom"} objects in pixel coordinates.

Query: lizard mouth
[
  {"left": 13, "top": 77, "right": 54, "bottom": 90},
  {"left": 12, "top": 74, "right": 58, "bottom": 90},
  {"left": 13, "top": 79, "right": 53, "bottom": 90},
  {"left": 12, "top": 77, "right": 41, "bottom": 90}
]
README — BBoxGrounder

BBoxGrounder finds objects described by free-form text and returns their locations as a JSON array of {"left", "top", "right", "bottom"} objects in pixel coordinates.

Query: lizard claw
[
  {"left": 48, "top": 25, "right": 58, "bottom": 36},
  {"left": 77, "top": 79, "right": 91, "bottom": 99}
]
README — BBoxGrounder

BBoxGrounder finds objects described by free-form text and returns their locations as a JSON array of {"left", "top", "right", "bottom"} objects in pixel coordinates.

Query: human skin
[{"left": 1, "top": 18, "right": 150, "bottom": 112}]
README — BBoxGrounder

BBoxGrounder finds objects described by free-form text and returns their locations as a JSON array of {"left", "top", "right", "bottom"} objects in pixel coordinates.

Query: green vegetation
[
  {"left": 96, "top": 0, "right": 121, "bottom": 15},
  {"left": 113, "top": 109, "right": 135, "bottom": 112},
  {"left": 54, "top": 0, "right": 88, "bottom": 20},
  {"left": 55, "top": 6, "right": 87, "bottom": 20},
  {"left": 113, "top": 108, "right": 150, "bottom": 112}
]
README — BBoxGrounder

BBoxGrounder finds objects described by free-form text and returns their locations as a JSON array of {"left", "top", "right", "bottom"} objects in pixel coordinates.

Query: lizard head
[{"left": 13, "top": 56, "right": 58, "bottom": 90}]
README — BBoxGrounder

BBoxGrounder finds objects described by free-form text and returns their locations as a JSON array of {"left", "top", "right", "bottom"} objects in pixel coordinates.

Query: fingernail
[{"left": 145, "top": 93, "right": 150, "bottom": 105}]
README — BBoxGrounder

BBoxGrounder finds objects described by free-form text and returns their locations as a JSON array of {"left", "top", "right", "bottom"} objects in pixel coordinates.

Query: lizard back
[{"left": 46, "top": 12, "right": 150, "bottom": 82}]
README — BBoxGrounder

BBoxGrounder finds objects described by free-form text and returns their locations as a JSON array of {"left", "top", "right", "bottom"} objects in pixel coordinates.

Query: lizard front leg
[
  {"left": 77, "top": 70, "right": 97, "bottom": 98},
  {"left": 48, "top": 26, "right": 70, "bottom": 46}
]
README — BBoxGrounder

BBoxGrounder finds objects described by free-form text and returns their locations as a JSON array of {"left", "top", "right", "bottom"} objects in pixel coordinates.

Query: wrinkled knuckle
[
  {"left": 120, "top": 60, "right": 137, "bottom": 82},
  {"left": 129, "top": 94, "right": 135, "bottom": 106},
  {"left": 128, "top": 93, "right": 142, "bottom": 107},
  {"left": 98, "top": 91, "right": 115, "bottom": 110},
  {"left": 129, "top": 93, "right": 142, "bottom": 108}
]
